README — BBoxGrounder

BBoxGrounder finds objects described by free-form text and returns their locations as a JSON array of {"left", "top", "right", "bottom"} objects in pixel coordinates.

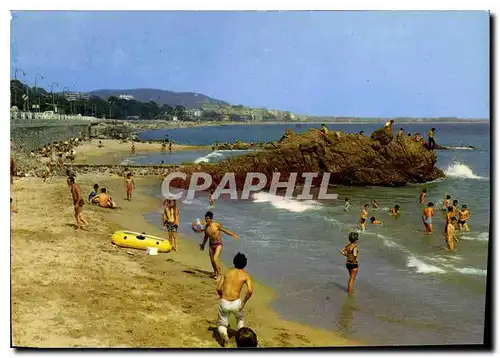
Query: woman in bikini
[
  {"left": 163, "top": 199, "right": 180, "bottom": 251},
  {"left": 340, "top": 232, "right": 359, "bottom": 294},
  {"left": 359, "top": 204, "right": 369, "bottom": 231}
]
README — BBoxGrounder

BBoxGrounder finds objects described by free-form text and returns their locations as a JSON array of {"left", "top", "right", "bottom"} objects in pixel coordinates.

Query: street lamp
[
  {"left": 13, "top": 68, "right": 26, "bottom": 108},
  {"left": 50, "top": 82, "right": 59, "bottom": 112},
  {"left": 32, "top": 73, "right": 44, "bottom": 112}
]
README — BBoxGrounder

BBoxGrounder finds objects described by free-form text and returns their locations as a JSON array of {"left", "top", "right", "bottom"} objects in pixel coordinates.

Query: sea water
[{"left": 138, "top": 122, "right": 490, "bottom": 345}]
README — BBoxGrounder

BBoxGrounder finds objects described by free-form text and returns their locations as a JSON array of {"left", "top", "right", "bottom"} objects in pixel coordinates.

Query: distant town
[{"left": 10, "top": 79, "right": 487, "bottom": 123}]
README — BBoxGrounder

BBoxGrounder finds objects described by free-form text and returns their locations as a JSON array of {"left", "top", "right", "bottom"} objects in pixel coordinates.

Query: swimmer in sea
[
  {"left": 458, "top": 205, "right": 470, "bottom": 232},
  {"left": 389, "top": 205, "right": 400, "bottom": 216},
  {"left": 340, "top": 232, "right": 359, "bottom": 294},
  {"left": 199, "top": 211, "right": 239, "bottom": 280},
  {"left": 445, "top": 217, "right": 459, "bottom": 252},
  {"left": 442, "top": 194, "right": 451, "bottom": 211},
  {"left": 359, "top": 204, "right": 369, "bottom": 231},
  {"left": 419, "top": 189, "right": 427, "bottom": 205},
  {"left": 369, "top": 216, "right": 383, "bottom": 225},
  {"left": 344, "top": 198, "right": 352, "bottom": 212},
  {"left": 422, "top": 202, "right": 435, "bottom": 234},
  {"left": 209, "top": 189, "right": 215, "bottom": 207},
  {"left": 371, "top": 200, "right": 378, "bottom": 211},
  {"left": 125, "top": 172, "right": 135, "bottom": 201}
]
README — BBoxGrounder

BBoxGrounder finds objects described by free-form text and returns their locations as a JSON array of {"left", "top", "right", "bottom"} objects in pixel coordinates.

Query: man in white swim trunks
[{"left": 216, "top": 252, "right": 253, "bottom": 347}]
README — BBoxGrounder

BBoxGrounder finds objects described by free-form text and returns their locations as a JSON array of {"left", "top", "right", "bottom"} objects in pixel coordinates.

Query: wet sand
[
  {"left": 10, "top": 171, "right": 357, "bottom": 347},
  {"left": 73, "top": 139, "right": 210, "bottom": 165}
]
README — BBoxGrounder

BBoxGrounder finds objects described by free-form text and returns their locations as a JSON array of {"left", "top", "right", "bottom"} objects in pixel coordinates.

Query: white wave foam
[
  {"left": 453, "top": 267, "right": 487, "bottom": 276},
  {"left": 194, "top": 150, "right": 251, "bottom": 164},
  {"left": 461, "top": 232, "right": 489, "bottom": 242},
  {"left": 252, "top": 192, "right": 320, "bottom": 213},
  {"left": 447, "top": 146, "right": 474, "bottom": 150},
  {"left": 444, "top": 162, "right": 486, "bottom": 180},
  {"left": 406, "top": 256, "right": 447, "bottom": 274}
]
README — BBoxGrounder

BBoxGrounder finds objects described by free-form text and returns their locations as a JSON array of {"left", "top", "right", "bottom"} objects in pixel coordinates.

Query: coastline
[
  {"left": 129, "top": 119, "right": 490, "bottom": 132},
  {"left": 11, "top": 172, "right": 358, "bottom": 347},
  {"left": 73, "top": 139, "right": 210, "bottom": 165}
]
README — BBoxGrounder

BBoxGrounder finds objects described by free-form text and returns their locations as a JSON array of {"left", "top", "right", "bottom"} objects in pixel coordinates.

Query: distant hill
[{"left": 89, "top": 88, "right": 229, "bottom": 109}]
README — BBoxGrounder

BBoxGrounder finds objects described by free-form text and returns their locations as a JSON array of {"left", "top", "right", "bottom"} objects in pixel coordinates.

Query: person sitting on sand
[
  {"left": 369, "top": 216, "right": 383, "bottom": 225},
  {"left": 389, "top": 205, "right": 401, "bottom": 216},
  {"left": 458, "top": 205, "right": 471, "bottom": 232},
  {"left": 344, "top": 198, "right": 352, "bottom": 212},
  {"left": 422, "top": 202, "right": 435, "bottom": 234},
  {"left": 74, "top": 198, "right": 88, "bottom": 230},
  {"left": 125, "top": 173, "right": 135, "bottom": 201},
  {"left": 200, "top": 211, "right": 239, "bottom": 280},
  {"left": 162, "top": 199, "right": 180, "bottom": 251},
  {"left": 93, "top": 188, "right": 116, "bottom": 209},
  {"left": 359, "top": 204, "right": 369, "bottom": 231},
  {"left": 216, "top": 252, "right": 253, "bottom": 347},
  {"left": 371, "top": 200, "right": 378, "bottom": 211},
  {"left": 358, "top": 131, "right": 365, "bottom": 138},
  {"left": 67, "top": 176, "right": 82, "bottom": 207},
  {"left": 236, "top": 327, "right": 258, "bottom": 348},
  {"left": 340, "top": 232, "right": 359, "bottom": 294},
  {"left": 98, "top": 140, "right": 103, "bottom": 148},
  {"left": 397, "top": 128, "right": 404, "bottom": 138},
  {"left": 88, "top": 184, "right": 99, "bottom": 203},
  {"left": 407, "top": 133, "right": 412, "bottom": 137},
  {"left": 419, "top": 189, "right": 427, "bottom": 205},
  {"left": 445, "top": 217, "right": 459, "bottom": 252}
]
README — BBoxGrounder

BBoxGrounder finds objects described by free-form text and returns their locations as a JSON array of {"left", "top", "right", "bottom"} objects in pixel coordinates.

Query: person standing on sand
[
  {"left": 162, "top": 199, "right": 180, "bottom": 251},
  {"left": 200, "top": 211, "right": 239, "bottom": 280},
  {"left": 10, "top": 156, "right": 16, "bottom": 185},
  {"left": 169, "top": 142, "right": 172, "bottom": 153},
  {"left": 340, "top": 232, "right": 359, "bottom": 294},
  {"left": 216, "top": 252, "right": 253, "bottom": 347},
  {"left": 422, "top": 202, "right": 435, "bottom": 234},
  {"left": 131, "top": 143, "right": 136, "bottom": 154},
  {"left": 68, "top": 177, "right": 82, "bottom": 207},
  {"left": 74, "top": 198, "right": 88, "bottom": 230},
  {"left": 419, "top": 189, "right": 427, "bottom": 204},
  {"left": 125, "top": 173, "right": 135, "bottom": 201}
]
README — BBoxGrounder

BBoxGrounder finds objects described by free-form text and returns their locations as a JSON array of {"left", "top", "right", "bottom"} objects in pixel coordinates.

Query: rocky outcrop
[{"left": 172, "top": 126, "right": 445, "bottom": 189}]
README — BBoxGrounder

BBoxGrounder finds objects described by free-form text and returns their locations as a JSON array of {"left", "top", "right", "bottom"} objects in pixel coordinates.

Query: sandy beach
[
  {"left": 10, "top": 165, "right": 356, "bottom": 347},
  {"left": 73, "top": 139, "right": 210, "bottom": 165}
]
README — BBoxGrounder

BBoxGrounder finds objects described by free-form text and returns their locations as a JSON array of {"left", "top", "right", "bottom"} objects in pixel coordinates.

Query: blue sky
[{"left": 11, "top": 11, "right": 489, "bottom": 118}]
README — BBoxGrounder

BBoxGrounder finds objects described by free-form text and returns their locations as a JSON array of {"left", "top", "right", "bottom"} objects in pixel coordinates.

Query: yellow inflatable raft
[{"left": 111, "top": 230, "right": 172, "bottom": 253}]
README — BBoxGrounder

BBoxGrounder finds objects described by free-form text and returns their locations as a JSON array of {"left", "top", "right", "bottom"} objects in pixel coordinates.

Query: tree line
[{"left": 10, "top": 80, "right": 188, "bottom": 120}]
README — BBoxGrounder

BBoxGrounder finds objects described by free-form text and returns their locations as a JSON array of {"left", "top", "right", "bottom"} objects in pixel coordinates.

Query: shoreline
[{"left": 11, "top": 171, "right": 358, "bottom": 347}]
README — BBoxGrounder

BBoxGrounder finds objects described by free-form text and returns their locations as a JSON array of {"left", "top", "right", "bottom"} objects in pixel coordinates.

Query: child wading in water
[
  {"left": 458, "top": 205, "right": 471, "bottom": 232},
  {"left": 340, "top": 232, "right": 359, "bottom": 294},
  {"left": 359, "top": 204, "right": 369, "bottom": 231},
  {"left": 389, "top": 205, "right": 401, "bottom": 216},
  {"left": 445, "top": 217, "right": 459, "bottom": 252},
  {"left": 442, "top": 194, "right": 451, "bottom": 211},
  {"left": 369, "top": 216, "right": 383, "bottom": 225},
  {"left": 344, "top": 198, "right": 352, "bottom": 212},
  {"left": 419, "top": 189, "right": 427, "bottom": 204},
  {"left": 163, "top": 199, "right": 180, "bottom": 251},
  {"left": 371, "top": 200, "right": 378, "bottom": 210},
  {"left": 422, "top": 202, "right": 435, "bottom": 234},
  {"left": 125, "top": 173, "right": 135, "bottom": 201}
]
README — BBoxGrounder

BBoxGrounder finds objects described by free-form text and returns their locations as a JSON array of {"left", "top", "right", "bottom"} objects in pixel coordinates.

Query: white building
[{"left": 118, "top": 94, "right": 135, "bottom": 101}]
